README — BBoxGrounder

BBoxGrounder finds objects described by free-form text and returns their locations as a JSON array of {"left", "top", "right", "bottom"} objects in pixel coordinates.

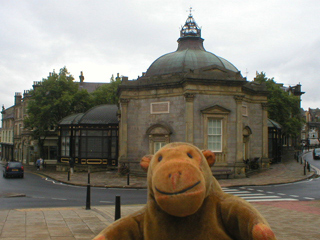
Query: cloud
[{"left": 1, "top": 0, "right": 320, "bottom": 111}]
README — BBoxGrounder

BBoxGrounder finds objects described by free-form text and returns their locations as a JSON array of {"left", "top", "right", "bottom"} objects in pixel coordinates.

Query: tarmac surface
[{"left": 1, "top": 150, "right": 320, "bottom": 239}]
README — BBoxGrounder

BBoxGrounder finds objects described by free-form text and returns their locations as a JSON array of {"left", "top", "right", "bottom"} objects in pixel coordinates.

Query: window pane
[
  {"left": 208, "top": 119, "right": 222, "bottom": 152},
  {"left": 154, "top": 142, "right": 166, "bottom": 153},
  {"left": 87, "top": 137, "right": 102, "bottom": 158}
]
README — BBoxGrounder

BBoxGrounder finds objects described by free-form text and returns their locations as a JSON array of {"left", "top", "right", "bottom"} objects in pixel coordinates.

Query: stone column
[
  {"left": 119, "top": 99, "right": 129, "bottom": 162},
  {"left": 184, "top": 93, "right": 195, "bottom": 144},
  {"left": 234, "top": 95, "right": 246, "bottom": 178},
  {"left": 261, "top": 102, "right": 270, "bottom": 168}
]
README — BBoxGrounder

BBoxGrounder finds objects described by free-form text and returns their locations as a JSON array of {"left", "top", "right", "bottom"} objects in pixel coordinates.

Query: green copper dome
[{"left": 145, "top": 13, "right": 239, "bottom": 77}]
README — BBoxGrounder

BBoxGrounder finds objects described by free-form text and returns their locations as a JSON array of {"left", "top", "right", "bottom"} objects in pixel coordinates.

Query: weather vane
[{"left": 187, "top": 7, "right": 194, "bottom": 16}]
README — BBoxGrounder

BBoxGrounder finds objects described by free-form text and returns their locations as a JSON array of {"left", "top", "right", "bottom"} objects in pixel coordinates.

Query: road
[
  {"left": 1, "top": 151, "right": 320, "bottom": 210},
  {"left": 304, "top": 149, "right": 320, "bottom": 173},
  {"left": 228, "top": 150, "right": 320, "bottom": 202},
  {"left": 0, "top": 171, "right": 147, "bottom": 210},
  {"left": 227, "top": 177, "right": 319, "bottom": 202}
]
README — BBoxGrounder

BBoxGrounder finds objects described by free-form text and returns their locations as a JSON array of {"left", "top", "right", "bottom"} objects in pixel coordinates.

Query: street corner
[{"left": 0, "top": 192, "right": 26, "bottom": 198}]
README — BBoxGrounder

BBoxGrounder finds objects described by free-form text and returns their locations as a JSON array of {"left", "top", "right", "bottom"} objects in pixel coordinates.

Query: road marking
[
  {"left": 52, "top": 198, "right": 67, "bottom": 201},
  {"left": 223, "top": 187, "right": 307, "bottom": 202},
  {"left": 303, "top": 197, "right": 315, "bottom": 200},
  {"left": 235, "top": 194, "right": 265, "bottom": 197},
  {"left": 243, "top": 196, "right": 280, "bottom": 199},
  {"left": 224, "top": 191, "right": 251, "bottom": 194},
  {"left": 247, "top": 198, "right": 299, "bottom": 202}
]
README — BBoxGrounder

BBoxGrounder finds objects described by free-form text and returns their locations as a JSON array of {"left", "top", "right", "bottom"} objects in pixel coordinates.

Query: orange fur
[{"left": 93, "top": 142, "right": 276, "bottom": 240}]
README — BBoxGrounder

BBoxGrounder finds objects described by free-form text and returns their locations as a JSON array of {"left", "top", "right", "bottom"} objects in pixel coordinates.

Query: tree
[
  {"left": 254, "top": 72, "right": 303, "bottom": 138},
  {"left": 24, "top": 67, "right": 93, "bottom": 158},
  {"left": 90, "top": 74, "right": 122, "bottom": 105}
]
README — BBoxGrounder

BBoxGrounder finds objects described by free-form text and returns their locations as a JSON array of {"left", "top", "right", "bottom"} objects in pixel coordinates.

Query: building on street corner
[{"left": 117, "top": 13, "right": 269, "bottom": 178}]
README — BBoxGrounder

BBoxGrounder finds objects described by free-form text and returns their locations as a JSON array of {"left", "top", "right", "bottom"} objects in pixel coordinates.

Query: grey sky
[{"left": 1, "top": 0, "right": 319, "bottom": 111}]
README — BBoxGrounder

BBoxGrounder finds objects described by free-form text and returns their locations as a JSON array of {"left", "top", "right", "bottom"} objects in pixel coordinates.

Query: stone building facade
[
  {"left": 1, "top": 105, "right": 14, "bottom": 161},
  {"left": 1, "top": 72, "right": 106, "bottom": 165},
  {"left": 118, "top": 14, "right": 269, "bottom": 177}
]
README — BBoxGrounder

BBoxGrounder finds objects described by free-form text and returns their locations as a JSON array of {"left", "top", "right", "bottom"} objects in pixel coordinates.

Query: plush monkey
[{"left": 93, "top": 142, "right": 276, "bottom": 240}]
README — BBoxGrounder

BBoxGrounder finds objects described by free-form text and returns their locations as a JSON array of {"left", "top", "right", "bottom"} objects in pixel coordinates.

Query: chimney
[
  {"left": 79, "top": 71, "right": 84, "bottom": 83},
  {"left": 15, "top": 92, "right": 22, "bottom": 105}
]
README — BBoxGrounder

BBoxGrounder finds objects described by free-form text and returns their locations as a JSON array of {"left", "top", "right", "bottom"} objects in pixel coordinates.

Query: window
[
  {"left": 146, "top": 124, "right": 171, "bottom": 154},
  {"left": 61, "top": 129, "right": 70, "bottom": 157},
  {"left": 201, "top": 105, "right": 230, "bottom": 157},
  {"left": 207, "top": 119, "right": 222, "bottom": 152},
  {"left": 79, "top": 128, "right": 118, "bottom": 160},
  {"left": 44, "top": 146, "right": 58, "bottom": 160},
  {"left": 154, "top": 142, "right": 166, "bottom": 153}
]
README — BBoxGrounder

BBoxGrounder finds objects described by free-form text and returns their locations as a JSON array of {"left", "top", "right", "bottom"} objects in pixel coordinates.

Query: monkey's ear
[
  {"left": 202, "top": 150, "right": 216, "bottom": 167},
  {"left": 140, "top": 155, "right": 153, "bottom": 172}
]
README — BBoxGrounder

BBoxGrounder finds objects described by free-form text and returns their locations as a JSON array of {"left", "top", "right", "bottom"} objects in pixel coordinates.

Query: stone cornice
[
  {"left": 261, "top": 102, "right": 268, "bottom": 110},
  {"left": 234, "top": 95, "right": 245, "bottom": 102},
  {"left": 120, "top": 98, "right": 130, "bottom": 104},
  {"left": 184, "top": 93, "right": 195, "bottom": 102}
]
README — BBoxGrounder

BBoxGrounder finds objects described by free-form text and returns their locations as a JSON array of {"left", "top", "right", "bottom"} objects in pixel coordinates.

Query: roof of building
[
  {"left": 145, "top": 13, "right": 239, "bottom": 77},
  {"left": 268, "top": 118, "right": 282, "bottom": 129},
  {"left": 59, "top": 104, "right": 118, "bottom": 125}
]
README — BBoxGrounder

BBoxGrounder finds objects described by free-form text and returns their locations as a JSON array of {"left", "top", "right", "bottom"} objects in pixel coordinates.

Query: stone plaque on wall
[{"left": 151, "top": 101, "right": 170, "bottom": 114}]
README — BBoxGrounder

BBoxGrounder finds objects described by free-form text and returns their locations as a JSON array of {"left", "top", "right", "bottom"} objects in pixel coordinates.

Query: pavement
[{"left": 1, "top": 150, "right": 320, "bottom": 239}]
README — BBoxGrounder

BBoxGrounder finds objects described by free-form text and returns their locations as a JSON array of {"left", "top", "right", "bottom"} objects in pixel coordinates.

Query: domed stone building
[{"left": 118, "top": 13, "right": 269, "bottom": 177}]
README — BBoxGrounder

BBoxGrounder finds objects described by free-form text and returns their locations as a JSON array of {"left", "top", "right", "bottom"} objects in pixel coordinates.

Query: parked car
[
  {"left": 3, "top": 162, "right": 24, "bottom": 178},
  {"left": 313, "top": 148, "right": 320, "bottom": 160}
]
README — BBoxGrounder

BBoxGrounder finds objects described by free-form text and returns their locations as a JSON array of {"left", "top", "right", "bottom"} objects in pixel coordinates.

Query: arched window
[{"left": 146, "top": 124, "right": 172, "bottom": 153}]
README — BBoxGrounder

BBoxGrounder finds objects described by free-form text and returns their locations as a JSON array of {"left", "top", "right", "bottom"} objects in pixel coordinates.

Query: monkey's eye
[
  {"left": 158, "top": 156, "right": 163, "bottom": 162},
  {"left": 187, "top": 153, "right": 193, "bottom": 158}
]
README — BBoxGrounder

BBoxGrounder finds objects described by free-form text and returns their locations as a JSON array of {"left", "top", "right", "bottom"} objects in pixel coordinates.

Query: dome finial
[
  {"left": 188, "top": 7, "right": 194, "bottom": 17},
  {"left": 180, "top": 8, "right": 201, "bottom": 38}
]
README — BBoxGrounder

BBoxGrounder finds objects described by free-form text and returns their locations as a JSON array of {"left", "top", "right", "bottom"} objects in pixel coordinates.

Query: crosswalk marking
[
  {"left": 303, "top": 197, "right": 315, "bottom": 200},
  {"left": 222, "top": 187, "right": 303, "bottom": 202},
  {"left": 235, "top": 194, "right": 265, "bottom": 197},
  {"left": 246, "top": 198, "right": 299, "bottom": 202}
]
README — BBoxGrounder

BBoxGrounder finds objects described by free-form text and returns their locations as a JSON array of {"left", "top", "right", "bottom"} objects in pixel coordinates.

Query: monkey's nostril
[{"left": 169, "top": 174, "right": 172, "bottom": 178}]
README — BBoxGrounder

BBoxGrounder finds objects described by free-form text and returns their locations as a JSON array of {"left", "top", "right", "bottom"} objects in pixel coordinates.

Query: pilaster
[
  {"left": 234, "top": 95, "right": 245, "bottom": 178},
  {"left": 261, "top": 102, "right": 270, "bottom": 167},
  {"left": 184, "top": 93, "right": 195, "bottom": 144},
  {"left": 119, "top": 98, "right": 129, "bottom": 162}
]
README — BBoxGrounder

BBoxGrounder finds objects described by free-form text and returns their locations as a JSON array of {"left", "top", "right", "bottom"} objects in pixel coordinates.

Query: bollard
[
  {"left": 127, "top": 173, "right": 130, "bottom": 185},
  {"left": 86, "top": 168, "right": 91, "bottom": 210},
  {"left": 88, "top": 168, "right": 91, "bottom": 184},
  {"left": 68, "top": 170, "right": 70, "bottom": 181},
  {"left": 115, "top": 196, "right": 121, "bottom": 221},
  {"left": 307, "top": 162, "right": 311, "bottom": 172},
  {"left": 304, "top": 162, "right": 306, "bottom": 175},
  {"left": 86, "top": 184, "right": 91, "bottom": 210}
]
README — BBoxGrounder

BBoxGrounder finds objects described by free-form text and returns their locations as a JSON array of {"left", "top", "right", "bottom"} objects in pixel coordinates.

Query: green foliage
[
  {"left": 24, "top": 67, "right": 93, "bottom": 157},
  {"left": 255, "top": 72, "right": 303, "bottom": 137},
  {"left": 90, "top": 74, "right": 122, "bottom": 105},
  {"left": 24, "top": 67, "right": 123, "bottom": 157}
]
